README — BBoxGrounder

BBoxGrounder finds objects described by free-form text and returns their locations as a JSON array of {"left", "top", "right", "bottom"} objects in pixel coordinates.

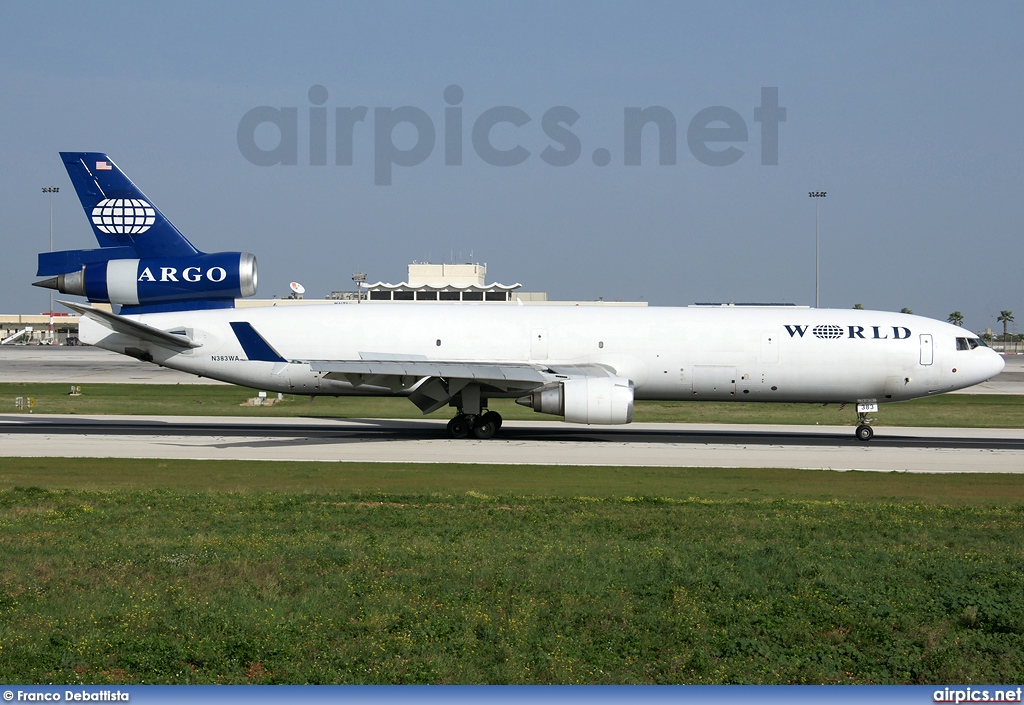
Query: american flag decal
[{"left": 96, "top": 161, "right": 112, "bottom": 170}]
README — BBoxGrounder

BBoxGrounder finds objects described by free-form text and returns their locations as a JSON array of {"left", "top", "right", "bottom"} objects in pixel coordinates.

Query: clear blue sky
[{"left": 2, "top": 0, "right": 1021, "bottom": 333}]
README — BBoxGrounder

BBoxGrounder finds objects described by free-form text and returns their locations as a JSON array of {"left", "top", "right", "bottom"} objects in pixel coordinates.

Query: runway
[{"left": 3, "top": 414, "right": 1024, "bottom": 473}]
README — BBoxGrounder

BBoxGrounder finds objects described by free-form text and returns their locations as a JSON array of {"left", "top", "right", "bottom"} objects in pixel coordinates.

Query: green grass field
[
  {"left": 3, "top": 384, "right": 1022, "bottom": 684},
  {"left": 3, "top": 383, "right": 1024, "bottom": 427},
  {"left": 1, "top": 460, "right": 1023, "bottom": 684}
]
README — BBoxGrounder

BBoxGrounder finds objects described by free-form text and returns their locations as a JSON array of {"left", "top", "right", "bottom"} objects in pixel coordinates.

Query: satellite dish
[{"left": 289, "top": 282, "right": 306, "bottom": 295}]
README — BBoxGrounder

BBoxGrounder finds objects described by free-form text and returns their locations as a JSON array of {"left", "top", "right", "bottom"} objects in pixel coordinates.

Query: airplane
[{"left": 35, "top": 152, "right": 1004, "bottom": 441}]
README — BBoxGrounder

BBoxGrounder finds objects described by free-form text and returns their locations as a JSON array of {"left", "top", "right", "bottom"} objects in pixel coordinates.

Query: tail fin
[
  {"left": 59, "top": 152, "right": 201, "bottom": 259},
  {"left": 36, "top": 151, "right": 256, "bottom": 313}
]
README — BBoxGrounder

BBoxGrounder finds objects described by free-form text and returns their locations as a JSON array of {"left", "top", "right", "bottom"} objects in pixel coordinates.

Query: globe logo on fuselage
[
  {"left": 812, "top": 324, "right": 844, "bottom": 339},
  {"left": 91, "top": 198, "right": 156, "bottom": 235}
]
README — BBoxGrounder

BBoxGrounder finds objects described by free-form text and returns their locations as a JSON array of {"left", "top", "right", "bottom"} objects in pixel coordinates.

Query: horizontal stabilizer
[
  {"left": 37, "top": 246, "right": 139, "bottom": 277},
  {"left": 58, "top": 300, "right": 200, "bottom": 349}
]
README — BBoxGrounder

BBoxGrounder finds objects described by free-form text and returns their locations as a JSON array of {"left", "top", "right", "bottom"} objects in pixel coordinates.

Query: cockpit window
[
  {"left": 957, "top": 337, "right": 985, "bottom": 350},
  {"left": 972, "top": 337, "right": 986, "bottom": 348},
  {"left": 956, "top": 337, "right": 970, "bottom": 351}
]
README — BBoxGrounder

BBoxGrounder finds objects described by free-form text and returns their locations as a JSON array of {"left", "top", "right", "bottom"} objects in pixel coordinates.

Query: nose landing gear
[
  {"left": 855, "top": 422, "right": 874, "bottom": 441},
  {"left": 855, "top": 401, "right": 878, "bottom": 441}
]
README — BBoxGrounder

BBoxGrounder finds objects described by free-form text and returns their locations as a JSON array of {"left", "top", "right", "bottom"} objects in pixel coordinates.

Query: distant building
[
  {"left": 1, "top": 312, "right": 80, "bottom": 344},
  {"left": 249, "top": 261, "right": 645, "bottom": 307},
  {"left": 358, "top": 262, "right": 526, "bottom": 303}
]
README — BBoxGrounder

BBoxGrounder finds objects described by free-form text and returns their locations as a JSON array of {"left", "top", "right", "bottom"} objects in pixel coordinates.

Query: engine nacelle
[
  {"left": 517, "top": 376, "right": 634, "bottom": 425},
  {"left": 41, "top": 252, "right": 257, "bottom": 307}
]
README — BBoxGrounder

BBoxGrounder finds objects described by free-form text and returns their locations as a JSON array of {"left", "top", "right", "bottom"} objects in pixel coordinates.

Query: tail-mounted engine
[{"left": 35, "top": 252, "right": 257, "bottom": 310}]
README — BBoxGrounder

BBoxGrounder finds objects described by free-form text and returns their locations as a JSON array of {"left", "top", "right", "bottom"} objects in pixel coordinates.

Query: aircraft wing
[
  {"left": 309, "top": 359, "right": 551, "bottom": 414},
  {"left": 232, "top": 320, "right": 618, "bottom": 414},
  {"left": 310, "top": 359, "right": 548, "bottom": 384},
  {"left": 59, "top": 300, "right": 200, "bottom": 349},
  {"left": 313, "top": 360, "right": 621, "bottom": 413}
]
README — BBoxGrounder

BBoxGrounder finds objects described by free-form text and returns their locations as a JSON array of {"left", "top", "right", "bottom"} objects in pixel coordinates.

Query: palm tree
[
  {"left": 853, "top": 303, "right": 864, "bottom": 310},
  {"left": 947, "top": 311, "right": 964, "bottom": 326},
  {"left": 998, "top": 310, "right": 1014, "bottom": 344},
  {"left": 900, "top": 307, "right": 913, "bottom": 315}
]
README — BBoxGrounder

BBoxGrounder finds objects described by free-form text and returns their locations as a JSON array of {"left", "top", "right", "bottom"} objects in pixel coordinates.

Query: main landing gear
[
  {"left": 447, "top": 410, "right": 503, "bottom": 439},
  {"left": 445, "top": 385, "right": 503, "bottom": 439}
]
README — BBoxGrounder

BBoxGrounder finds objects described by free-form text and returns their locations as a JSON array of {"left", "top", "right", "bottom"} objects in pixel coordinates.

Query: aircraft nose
[
  {"left": 957, "top": 349, "right": 1005, "bottom": 391},
  {"left": 989, "top": 351, "right": 1007, "bottom": 379}
]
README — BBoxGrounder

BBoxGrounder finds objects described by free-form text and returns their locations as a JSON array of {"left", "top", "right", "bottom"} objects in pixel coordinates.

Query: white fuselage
[{"left": 79, "top": 303, "right": 1004, "bottom": 410}]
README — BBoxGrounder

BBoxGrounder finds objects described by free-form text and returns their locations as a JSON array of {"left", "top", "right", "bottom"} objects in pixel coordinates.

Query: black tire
[
  {"left": 481, "top": 410, "right": 502, "bottom": 430},
  {"left": 472, "top": 418, "right": 497, "bottom": 439},
  {"left": 447, "top": 415, "right": 471, "bottom": 439},
  {"left": 855, "top": 424, "right": 874, "bottom": 442}
]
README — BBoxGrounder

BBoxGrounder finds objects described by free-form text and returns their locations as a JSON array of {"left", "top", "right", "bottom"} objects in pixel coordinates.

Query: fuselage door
[
  {"left": 761, "top": 332, "right": 779, "bottom": 363},
  {"left": 531, "top": 329, "right": 549, "bottom": 360},
  {"left": 919, "top": 334, "right": 934, "bottom": 366}
]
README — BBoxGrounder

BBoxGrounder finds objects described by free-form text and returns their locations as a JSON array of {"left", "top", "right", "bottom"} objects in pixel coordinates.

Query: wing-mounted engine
[{"left": 517, "top": 376, "right": 635, "bottom": 424}]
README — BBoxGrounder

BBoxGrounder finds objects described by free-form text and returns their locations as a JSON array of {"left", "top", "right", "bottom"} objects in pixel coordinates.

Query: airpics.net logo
[
  {"left": 91, "top": 199, "right": 156, "bottom": 235},
  {"left": 237, "top": 85, "right": 786, "bottom": 185}
]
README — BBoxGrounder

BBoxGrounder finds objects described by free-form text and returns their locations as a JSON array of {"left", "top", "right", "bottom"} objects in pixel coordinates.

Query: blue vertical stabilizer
[
  {"left": 35, "top": 152, "right": 257, "bottom": 312},
  {"left": 58, "top": 152, "right": 201, "bottom": 259}
]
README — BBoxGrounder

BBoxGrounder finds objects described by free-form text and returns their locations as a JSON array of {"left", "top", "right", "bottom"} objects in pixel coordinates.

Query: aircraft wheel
[
  {"left": 447, "top": 415, "right": 471, "bottom": 439},
  {"left": 481, "top": 410, "right": 502, "bottom": 430},
  {"left": 472, "top": 417, "right": 498, "bottom": 440},
  {"left": 855, "top": 424, "right": 874, "bottom": 442}
]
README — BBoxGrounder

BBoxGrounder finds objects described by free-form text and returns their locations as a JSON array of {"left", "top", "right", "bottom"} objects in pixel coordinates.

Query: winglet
[{"left": 229, "top": 321, "right": 287, "bottom": 362}]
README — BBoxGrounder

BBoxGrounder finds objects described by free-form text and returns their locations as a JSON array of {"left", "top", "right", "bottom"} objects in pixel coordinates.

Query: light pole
[
  {"left": 352, "top": 272, "right": 367, "bottom": 303},
  {"left": 808, "top": 191, "right": 826, "bottom": 308},
  {"left": 42, "top": 186, "right": 60, "bottom": 342}
]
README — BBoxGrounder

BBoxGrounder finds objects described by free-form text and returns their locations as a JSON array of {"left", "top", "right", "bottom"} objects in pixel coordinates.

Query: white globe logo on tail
[{"left": 91, "top": 198, "right": 156, "bottom": 234}]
